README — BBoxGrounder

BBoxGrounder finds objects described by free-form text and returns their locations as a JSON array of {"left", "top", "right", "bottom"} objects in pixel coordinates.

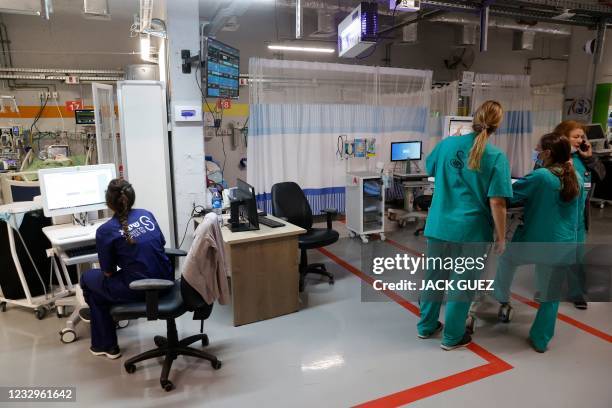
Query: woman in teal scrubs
[
  {"left": 494, "top": 133, "right": 583, "bottom": 352},
  {"left": 553, "top": 121, "right": 606, "bottom": 309},
  {"left": 417, "top": 100, "right": 512, "bottom": 350}
]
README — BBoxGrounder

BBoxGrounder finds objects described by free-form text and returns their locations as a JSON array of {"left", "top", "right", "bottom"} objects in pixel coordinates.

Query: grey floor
[{"left": 1, "top": 208, "right": 611, "bottom": 408}]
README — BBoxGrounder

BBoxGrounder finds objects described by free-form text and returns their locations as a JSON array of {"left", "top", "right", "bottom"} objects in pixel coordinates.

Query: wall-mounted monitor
[
  {"left": 203, "top": 38, "right": 240, "bottom": 99},
  {"left": 443, "top": 116, "right": 473, "bottom": 138},
  {"left": 75, "top": 109, "right": 95, "bottom": 125}
]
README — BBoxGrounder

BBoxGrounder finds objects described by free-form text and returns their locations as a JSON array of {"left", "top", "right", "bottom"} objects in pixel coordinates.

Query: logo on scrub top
[
  {"left": 140, "top": 215, "right": 155, "bottom": 231},
  {"left": 450, "top": 150, "right": 465, "bottom": 169},
  {"left": 119, "top": 215, "right": 156, "bottom": 239}
]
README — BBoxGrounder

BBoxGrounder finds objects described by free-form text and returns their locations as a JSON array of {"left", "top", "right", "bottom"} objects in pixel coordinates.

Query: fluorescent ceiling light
[
  {"left": 140, "top": 34, "right": 151, "bottom": 61},
  {"left": 268, "top": 44, "right": 335, "bottom": 53}
]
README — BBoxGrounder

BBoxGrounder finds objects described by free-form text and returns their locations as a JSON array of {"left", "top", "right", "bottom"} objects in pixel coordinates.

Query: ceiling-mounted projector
[{"left": 338, "top": 2, "right": 378, "bottom": 58}]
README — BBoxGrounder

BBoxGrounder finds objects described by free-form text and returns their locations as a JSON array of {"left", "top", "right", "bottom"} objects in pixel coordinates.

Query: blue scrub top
[
  {"left": 96, "top": 208, "right": 173, "bottom": 280},
  {"left": 510, "top": 168, "right": 584, "bottom": 243},
  {"left": 424, "top": 132, "right": 513, "bottom": 243}
]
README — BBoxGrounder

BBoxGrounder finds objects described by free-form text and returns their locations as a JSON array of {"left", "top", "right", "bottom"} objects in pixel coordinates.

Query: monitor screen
[
  {"left": 585, "top": 123, "right": 605, "bottom": 141},
  {"left": 391, "top": 141, "right": 421, "bottom": 161},
  {"left": 204, "top": 38, "right": 240, "bottom": 99},
  {"left": 39, "top": 164, "right": 116, "bottom": 217},
  {"left": 449, "top": 119, "right": 473, "bottom": 137}
]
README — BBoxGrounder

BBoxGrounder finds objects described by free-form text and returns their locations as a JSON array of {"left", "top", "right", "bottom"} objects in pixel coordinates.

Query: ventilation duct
[
  {"left": 458, "top": 25, "right": 477, "bottom": 45},
  {"left": 401, "top": 24, "right": 418, "bottom": 43},
  {"left": 83, "top": 0, "right": 111, "bottom": 20},
  {"left": 430, "top": 15, "right": 571, "bottom": 36},
  {"left": 513, "top": 31, "right": 536, "bottom": 51},
  {"left": 0, "top": 0, "right": 53, "bottom": 19},
  {"left": 310, "top": 9, "right": 336, "bottom": 38}
]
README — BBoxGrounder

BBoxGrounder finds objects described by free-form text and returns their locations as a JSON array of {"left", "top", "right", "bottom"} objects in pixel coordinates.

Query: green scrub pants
[
  {"left": 494, "top": 250, "right": 565, "bottom": 351},
  {"left": 417, "top": 238, "right": 489, "bottom": 347}
]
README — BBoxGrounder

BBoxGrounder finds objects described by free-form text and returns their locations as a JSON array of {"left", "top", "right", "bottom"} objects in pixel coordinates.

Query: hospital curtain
[
  {"left": 532, "top": 84, "right": 564, "bottom": 145},
  {"left": 248, "top": 58, "right": 432, "bottom": 214},
  {"left": 471, "top": 73, "right": 533, "bottom": 177},
  {"left": 428, "top": 81, "right": 459, "bottom": 146}
]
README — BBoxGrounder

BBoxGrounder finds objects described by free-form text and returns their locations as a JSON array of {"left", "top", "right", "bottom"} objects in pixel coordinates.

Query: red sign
[
  {"left": 216, "top": 98, "right": 231, "bottom": 110},
  {"left": 65, "top": 100, "right": 83, "bottom": 111}
]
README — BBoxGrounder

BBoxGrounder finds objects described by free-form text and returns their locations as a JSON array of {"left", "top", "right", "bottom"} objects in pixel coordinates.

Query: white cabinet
[{"left": 345, "top": 172, "right": 385, "bottom": 243}]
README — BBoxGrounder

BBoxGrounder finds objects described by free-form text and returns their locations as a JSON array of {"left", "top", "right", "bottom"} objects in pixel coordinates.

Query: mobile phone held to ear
[{"left": 579, "top": 140, "right": 589, "bottom": 152}]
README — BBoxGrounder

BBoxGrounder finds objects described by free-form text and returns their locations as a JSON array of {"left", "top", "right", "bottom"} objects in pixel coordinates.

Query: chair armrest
[
  {"left": 129, "top": 279, "right": 175, "bottom": 291},
  {"left": 165, "top": 248, "right": 188, "bottom": 257},
  {"left": 129, "top": 279, "right": 175, "bottom": 320},
  {"left": 321, "top": 208, "right": 338, "bottom": 230}
]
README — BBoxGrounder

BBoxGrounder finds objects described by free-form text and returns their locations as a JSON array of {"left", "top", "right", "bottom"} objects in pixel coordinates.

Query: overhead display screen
[{"left": 205, "top": 38, "right": 240, "bottom": 99}]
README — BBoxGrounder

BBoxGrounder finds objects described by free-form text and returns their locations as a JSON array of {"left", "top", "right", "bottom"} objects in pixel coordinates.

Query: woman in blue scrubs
[
  {"left": 80, "top": 179, "right": 173, "bottom": 359},
  {"left": 494, "top": 133, "right": 582, "bottom": 352},
  {"left": 418, "top": 100, "right": 512, "bottom": 350},
  {"left": 553, "top": 121, "right": 606, "bottom": 309}
]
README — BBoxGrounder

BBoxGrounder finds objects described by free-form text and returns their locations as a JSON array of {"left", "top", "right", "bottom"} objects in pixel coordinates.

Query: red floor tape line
[
  {"left": 384, "top": 238, "right": 612, "bottom": 344},
  {"left": 316, "top": 247, "right": 513, "bottom": 407}
]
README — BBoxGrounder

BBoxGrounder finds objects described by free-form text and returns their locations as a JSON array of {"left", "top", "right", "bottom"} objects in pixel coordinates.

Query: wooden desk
[{"left": 195, "top": 215, "right": 305, "bottom": 326}]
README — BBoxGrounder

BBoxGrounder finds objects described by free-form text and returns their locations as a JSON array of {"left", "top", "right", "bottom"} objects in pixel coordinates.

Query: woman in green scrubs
[
  {"left": 417, "top": 100, "right": 512, "bottom": 350},
  {"left": 553, "top": 121, "right": 606, "bottom": 309},
  {"left": 494, "top": 133, "right": 583, "bottom": 352}
]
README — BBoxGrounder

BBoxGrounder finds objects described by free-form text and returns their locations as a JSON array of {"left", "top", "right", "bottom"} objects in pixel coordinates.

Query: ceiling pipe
[
  {"left": 429, "top": 14, "right": 572, "bottom": 35},
  {"left": 275, "top": 0, "right": 399, "bottom": 16},
  {"left": 480, "top": 5, "right": 489, "bottom": 52}
]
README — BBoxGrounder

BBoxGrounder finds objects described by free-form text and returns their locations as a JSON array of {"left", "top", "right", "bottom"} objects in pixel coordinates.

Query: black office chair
[
  {"left": 110, "top": 249, "right": 221, "bottom": 392},
  {"left": 271, "top": 182, "right": 339, "bottom": 292}
]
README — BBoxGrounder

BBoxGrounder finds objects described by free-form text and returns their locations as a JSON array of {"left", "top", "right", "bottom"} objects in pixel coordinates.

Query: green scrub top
[
  {"left": 424, "top": 133, "right": 513, "bottom": 243},
  {"left": 510, "top": 168, "right": 584, "bottom": 243},
  {"left": 571, "top": 152, "right": 590, "bottom": 234}
]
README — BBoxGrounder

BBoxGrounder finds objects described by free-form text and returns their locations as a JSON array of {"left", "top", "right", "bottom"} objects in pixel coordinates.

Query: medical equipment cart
[
  {"left": 345, "top": 172, "right": 385, "bottom": 243},
  {"left": 0, "top": 201, "right": 71, "bottom": 319}
]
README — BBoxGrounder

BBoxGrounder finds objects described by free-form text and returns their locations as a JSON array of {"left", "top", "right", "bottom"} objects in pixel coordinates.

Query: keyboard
[
  {"left": 64, "top": 245, "right": 98, "bottom": 258},
  {"left": 258, "top": 216, "right": 285, "bottom": 228}
]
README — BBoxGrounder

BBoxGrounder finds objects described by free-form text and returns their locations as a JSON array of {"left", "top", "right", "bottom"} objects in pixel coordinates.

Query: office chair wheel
[
  {"left": 211, "top": 359, "right": 222, "bottom": 370},
  {"left": 202, "top": 334, "right": 209, "bottom": 347},
  {"left": 125, "top": 363, "right": 137, "bottom": 374},
  {"left": 379, "top": 233, "right": 386, "bottom": 241},
  {"left": 154, "top": 335, "right": 167, "bottom": 348},
  {"left": 35, "top": 307, "right": 47, "bottom": 320},
  {"left": 161, "top": 380, "right": 174, "bottom": 392},
  {"left": 0, "top": 302, "right": 6, "bottom": 312},
  {"left": 116, "top": 320, "right": 129, "bottom": 329},
  {"left": 59, "top": 328, "right": 77, "bottom": 344}
]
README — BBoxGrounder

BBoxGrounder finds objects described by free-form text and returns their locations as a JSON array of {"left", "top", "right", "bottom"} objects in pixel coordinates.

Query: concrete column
[{"left": 165, "top": 0, "right": 206, "bottom": 248}]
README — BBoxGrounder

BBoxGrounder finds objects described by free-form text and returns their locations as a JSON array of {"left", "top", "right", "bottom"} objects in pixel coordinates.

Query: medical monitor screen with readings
[
  {"left": 391, "top": 141, "right": 422, "bottom": 161},
  {"left": 585, "top": 123, "right": 605, "bottom": 141},
  {"left": 204, "top": 38, "right": 240, "bottom": 99},
  {"left": 39, "top": 164, "right": 116, "bottom": 217}
]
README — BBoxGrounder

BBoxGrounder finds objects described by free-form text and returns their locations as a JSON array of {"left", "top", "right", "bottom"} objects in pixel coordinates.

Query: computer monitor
[
  {"left": 443, "top": 116, "right": 473, "bottom": 138},
  {"left": 391, "top": 141, "right": 422, "bottom": 162},
  {"left": 39, "top": 164, "right": 116, "bottom": 217},
  {"left": 585, "top": 123, "right": 606, "bottom": 141},
  {"left": 229, "top": 179, "right": 259, "bottom": 231}
]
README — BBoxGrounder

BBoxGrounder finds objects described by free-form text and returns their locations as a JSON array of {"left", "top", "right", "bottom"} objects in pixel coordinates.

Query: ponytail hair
[
  {"left": 468, "top": 100, "right": 503, "bottom": 171},
  {"left": 105, "top": 178, "right": 136, "bottom": 244},
  {"left": 539, "top": 133, "right": 580, "bottom": 202}
]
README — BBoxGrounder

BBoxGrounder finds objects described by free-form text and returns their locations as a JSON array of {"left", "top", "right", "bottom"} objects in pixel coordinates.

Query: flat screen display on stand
[
  {"left": 391, "top": 141, "right": 422, "bottom": 161},
  {"left": 39, "top": 164, "right": 116, "bottom": 217}
]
